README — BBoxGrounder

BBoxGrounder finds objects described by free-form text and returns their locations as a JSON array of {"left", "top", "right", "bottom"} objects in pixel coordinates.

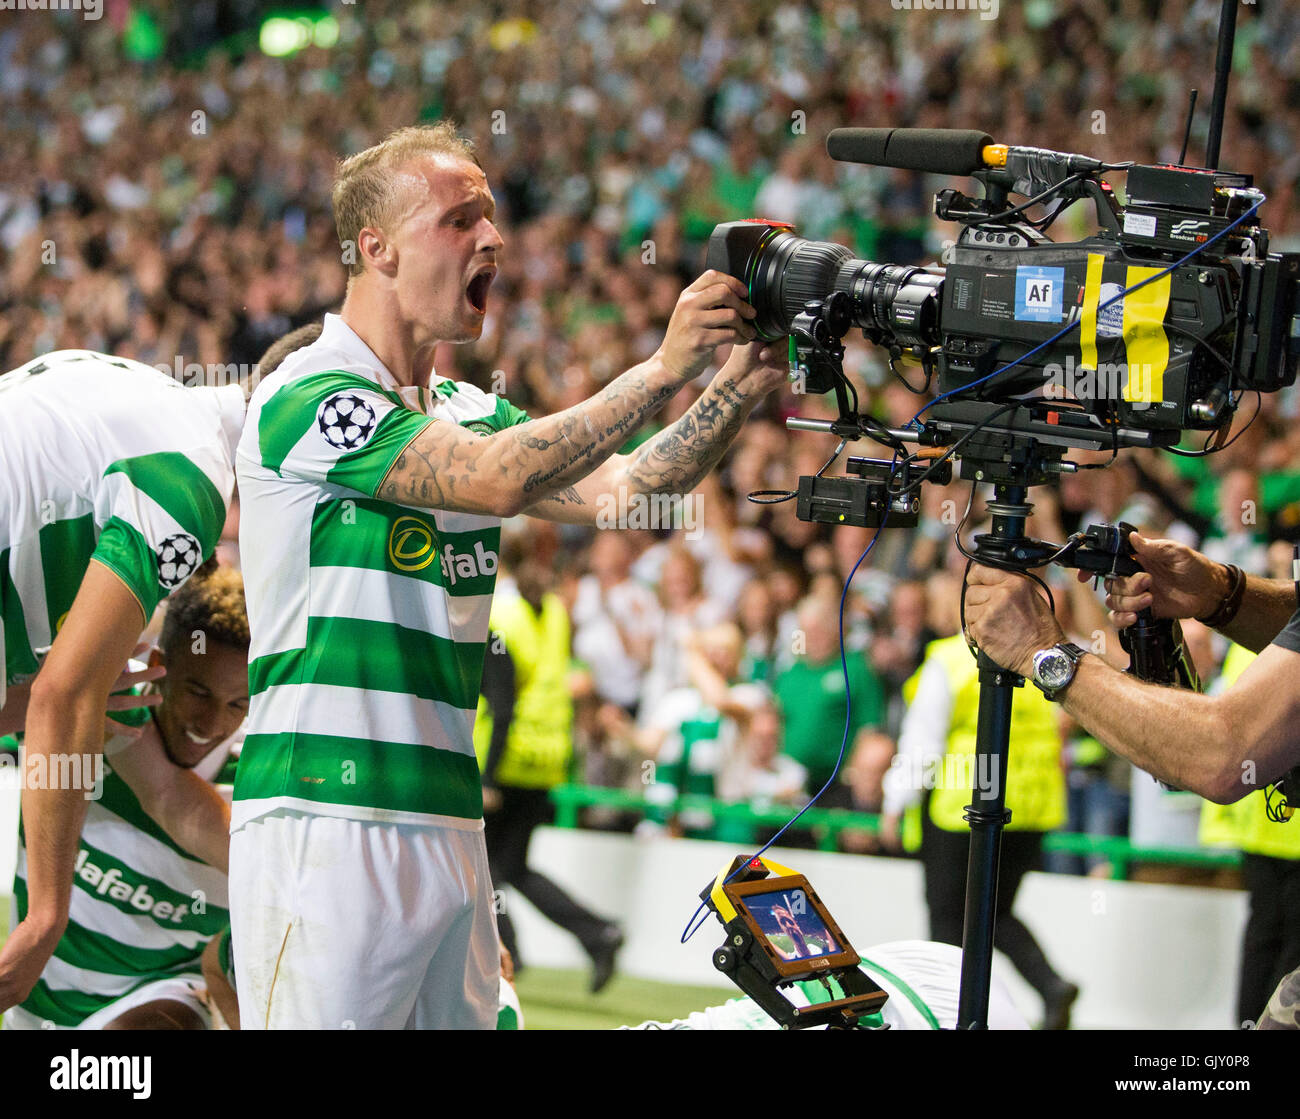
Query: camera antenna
[
  {"left": 1205, "top": 0, "right": 1238, "bottom": 169},
  {"left": 1178, "top": 88, "right": 1198, "bottom": 167}
]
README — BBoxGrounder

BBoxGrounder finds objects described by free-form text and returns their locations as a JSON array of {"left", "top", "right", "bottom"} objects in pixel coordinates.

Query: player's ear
[
  {"left": 146, "top": 645, "right": 165, "bottom": 671},
  {"left": 357, "top": 226, "right": 397, "bottom": 276}
]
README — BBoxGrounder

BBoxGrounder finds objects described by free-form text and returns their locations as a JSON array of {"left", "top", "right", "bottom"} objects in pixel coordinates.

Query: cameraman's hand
[
  {"left": 658, "top": 271, "right": 757, "bottom": 382},
  {"left": 965, "top": 565, "right": 1066, "bottom": 676},
  {"left": 1086, "top": 532, "right": 1227, "bottom": 629}
]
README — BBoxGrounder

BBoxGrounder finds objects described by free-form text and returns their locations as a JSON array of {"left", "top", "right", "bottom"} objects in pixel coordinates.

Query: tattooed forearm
[
  {"left": 377, "top": 358, "right": 680, "bottom": 515},
  {"left": 549, "top": 486, "right": 585, "bottom": 506},
  {"left": 624, "top": 376, "right": 753, "bottom": 495},
  {"left": 509, "top": 374, "right": 678, "bottom": 497}
]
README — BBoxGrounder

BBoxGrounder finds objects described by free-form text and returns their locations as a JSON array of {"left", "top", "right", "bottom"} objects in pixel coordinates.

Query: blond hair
[{"left": 332, "top": 122, "right": 480, "bottom": 278}]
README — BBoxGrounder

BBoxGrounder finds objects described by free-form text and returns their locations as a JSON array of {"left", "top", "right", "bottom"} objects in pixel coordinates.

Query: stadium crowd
[{"left": 4, "top": 0, "right": 1300, "bottom": 876}]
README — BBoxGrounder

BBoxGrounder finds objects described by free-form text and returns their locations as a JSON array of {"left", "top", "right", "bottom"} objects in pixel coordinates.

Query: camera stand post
[
  {"left": 954, "top": 481, "right": 1043, "bottom": 1030},
  {"left": 943, "top": 432, "right": 1071, "bottom": 1030},
  {"left": 958, "top": 646, "right": 1017, "bottom": 1031}
]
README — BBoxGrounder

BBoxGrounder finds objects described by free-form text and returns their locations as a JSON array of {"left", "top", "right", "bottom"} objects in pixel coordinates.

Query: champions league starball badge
[
  {"left": 317, "top": 392, "right": 378, "bottom": 451},
  {"left": 155, "top": 533, "right": 202, "bottom": 589}
]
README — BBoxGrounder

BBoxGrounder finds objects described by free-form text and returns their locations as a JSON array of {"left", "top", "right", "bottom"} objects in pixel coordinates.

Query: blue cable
[{"left": 680, "top": 507, "right": 891, "bottom": 943}]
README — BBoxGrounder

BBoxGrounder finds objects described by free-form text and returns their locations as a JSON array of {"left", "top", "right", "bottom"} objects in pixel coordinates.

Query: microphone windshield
[{"left": 826, "top": 128, "right": 993, "bottom": 176}]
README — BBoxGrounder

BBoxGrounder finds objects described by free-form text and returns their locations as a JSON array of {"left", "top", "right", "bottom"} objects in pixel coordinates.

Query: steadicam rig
[{"left": 704, "top": 15, "right": 1300, "bottom": 1023}]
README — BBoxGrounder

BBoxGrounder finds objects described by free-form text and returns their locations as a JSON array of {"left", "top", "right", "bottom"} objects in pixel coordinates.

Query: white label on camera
[
  {"left": 1123, "top": 212, "right": 1157, "bottom": 238},
  {"left": 1097, "top": 283, "right": 1125, "bottom": 338}
]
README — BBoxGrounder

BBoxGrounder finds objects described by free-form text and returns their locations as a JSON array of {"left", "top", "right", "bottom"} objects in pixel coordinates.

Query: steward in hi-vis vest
[
  {"left": 474, "top": 588, "right": 573, "bottom": 790},
  {"left": 475, "top": 537, "right": 623, "bottom": 994},
  {"left": 913, "top": 635, "right": 1066, "bottom": 833},
  {"left": 885, "top": 632, "right": 1077, "bottom": 1029}
]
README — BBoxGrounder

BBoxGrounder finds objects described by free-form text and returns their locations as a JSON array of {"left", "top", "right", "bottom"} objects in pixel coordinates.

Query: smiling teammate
[
  {"left": 230, "top": 121, "right": 787, "bottom": 1029},
  {"left": 0, "top": 350, "right": 246, "bottom": 1011},
  {"left": 4, "top": 566, "right": 248, "bottom": 1030}
]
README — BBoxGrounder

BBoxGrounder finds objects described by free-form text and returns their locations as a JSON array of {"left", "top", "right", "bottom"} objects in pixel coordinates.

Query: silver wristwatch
[{"left": 1030, "top": 642, "right": 1086, "bottom": 701}]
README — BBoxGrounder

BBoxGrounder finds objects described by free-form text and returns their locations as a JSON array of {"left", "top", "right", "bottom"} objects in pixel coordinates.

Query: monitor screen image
[{"left": 739, "top": 887, "right": 840, "bottom": 962}]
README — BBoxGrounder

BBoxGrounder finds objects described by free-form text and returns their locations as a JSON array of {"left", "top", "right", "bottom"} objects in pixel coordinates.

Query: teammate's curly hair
[{"left": 160, "top": 563, "right": 249, "bottom": 654}]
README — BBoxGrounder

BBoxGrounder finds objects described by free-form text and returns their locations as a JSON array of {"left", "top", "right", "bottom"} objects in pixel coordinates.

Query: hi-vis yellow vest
[
  {"left": 1200, "top": 645, "right": 1300, "bottom": 860},
  {"left": 474, "top": 591, "right": 573, "bottom": 790},
  {"left": 906, "top": 635, "right": 1066, "bottom": 833}
]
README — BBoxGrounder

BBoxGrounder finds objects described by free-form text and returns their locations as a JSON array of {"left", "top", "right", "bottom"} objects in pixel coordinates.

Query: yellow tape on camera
[
  {"left": 1121, "top": 265, "right": 1171, "bottom": 404},
  {"left": 1079, "top": 252, "right": 1105, "bottom": 373},
  {"left": 1079, "top": 256, "right": 1171, "bottom": 404}
]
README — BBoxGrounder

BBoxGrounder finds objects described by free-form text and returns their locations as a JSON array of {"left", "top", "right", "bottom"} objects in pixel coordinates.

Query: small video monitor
[{"left": 723, "top": 874, "right": 859, "bottom": 980}]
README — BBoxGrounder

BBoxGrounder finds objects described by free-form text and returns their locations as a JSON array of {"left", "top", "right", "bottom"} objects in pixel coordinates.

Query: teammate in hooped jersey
[
  {"left": 0, "top": 350, "right": 243, "bottom": 1011},
  {"left": 3, "top": 567, "right": 248, "bottom": 1030},
  {"left": 0, "top": 329, "right": 311, "bottom": 1013},
  {"left": 230, "top": 121, "right": 789, "bottom": 1029}
]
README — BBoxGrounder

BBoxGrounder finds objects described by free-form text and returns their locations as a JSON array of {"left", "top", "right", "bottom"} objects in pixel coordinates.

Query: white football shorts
[{"left": 229, "top": 809, "right": 499, "bottom": 1030}]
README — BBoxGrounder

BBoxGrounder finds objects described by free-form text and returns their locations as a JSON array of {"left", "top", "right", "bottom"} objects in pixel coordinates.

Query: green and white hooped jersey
[
  {"left": 8, "top": 742, "right": 233, "bottom": 1027},
  {"left": 233, "top": 314, "right": 530, "bottom": 830},
  {"left": 0, "top": 351, "right": 242, "bottom": 705}
]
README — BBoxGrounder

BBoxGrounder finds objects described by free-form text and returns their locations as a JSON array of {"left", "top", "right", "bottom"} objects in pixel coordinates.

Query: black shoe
[
  {"left": 1042, "top": 981, "right": 1079, "bottom": 1030},
  {"left": 587, "top": 926, "right": 624, "bottom": 995}
]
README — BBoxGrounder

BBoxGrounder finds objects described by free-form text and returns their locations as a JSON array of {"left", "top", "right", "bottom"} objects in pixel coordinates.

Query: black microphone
[{"left": 826, "top": 128, "right": 993, "bottom": 175}]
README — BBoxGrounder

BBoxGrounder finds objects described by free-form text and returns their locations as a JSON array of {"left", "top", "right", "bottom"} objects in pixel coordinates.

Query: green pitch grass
[{"left": 513, "top": 967, "right": 734, "bottom": 1030}]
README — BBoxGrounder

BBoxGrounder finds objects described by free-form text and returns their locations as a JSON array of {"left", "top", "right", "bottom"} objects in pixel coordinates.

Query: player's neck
[{"left": 340, "top": 287, "right": 437, "bottom": 389}]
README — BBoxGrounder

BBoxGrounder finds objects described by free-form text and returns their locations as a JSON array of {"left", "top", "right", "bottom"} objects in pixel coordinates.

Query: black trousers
[
  {"left": 1238, "top": 852, "right": 1300, "bottom": 1024},
  {"left": 921, "top": 807, "right": 1066, "bottom": 999},
  {"left": 484, "top": 785, "right": 612, "bottom": 964}
]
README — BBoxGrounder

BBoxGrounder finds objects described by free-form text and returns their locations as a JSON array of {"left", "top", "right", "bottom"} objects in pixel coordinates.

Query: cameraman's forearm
[
  {"left": 1061, "top": 656, "right": 1245, "bottom": 801},
  {"left": 623, "top": 372, "right": 756, "bottom": 495},
  {"left": 1219, "top": 576, "right": 1297, "bottom": 653}
]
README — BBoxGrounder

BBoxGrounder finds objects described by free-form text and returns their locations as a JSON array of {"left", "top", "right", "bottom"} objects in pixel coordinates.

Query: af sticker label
[{"left": 1015, "top": 266, "right": 1065, "bottom": 323}]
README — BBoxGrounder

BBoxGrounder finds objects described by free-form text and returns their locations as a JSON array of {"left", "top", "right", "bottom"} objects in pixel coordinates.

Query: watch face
[{"left": 1036, "top": 650, "right": 1072, "bottom": 690}]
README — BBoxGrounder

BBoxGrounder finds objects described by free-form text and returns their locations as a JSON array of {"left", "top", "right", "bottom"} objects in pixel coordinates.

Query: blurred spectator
[
  {"left": 636, "top": 543, "right": 728, "bottom": 717},
  {"left": 774, "top": 595, "right": 887, "bottom": 806},
  {"left": 614, "top": 622, "right": 767, "bottom": 835},
  {"left": 10, "top": 0, "right": 1300, "bottom": 877},
  {"left": 571, "top": 532, "right": 657, "bottom": 718},
  {"left": 1203, "top": 468, "right": 1269, "bottom": 576},
  {"left": 716, "top": 701, "right": 806, "bottom": 808}
]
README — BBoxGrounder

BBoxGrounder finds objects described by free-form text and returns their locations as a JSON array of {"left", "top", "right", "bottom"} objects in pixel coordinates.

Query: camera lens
[{"left": 706, "top": 221, "right": 943, "bottom": 348}]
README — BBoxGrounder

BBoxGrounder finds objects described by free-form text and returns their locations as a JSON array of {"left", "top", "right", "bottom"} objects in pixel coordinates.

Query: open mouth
[
  {"left": 466, "top": 266, "right": 496, "bottom": 314},
  {"left": 185, "top": 729, "right": 213, "bottom": 747}
]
